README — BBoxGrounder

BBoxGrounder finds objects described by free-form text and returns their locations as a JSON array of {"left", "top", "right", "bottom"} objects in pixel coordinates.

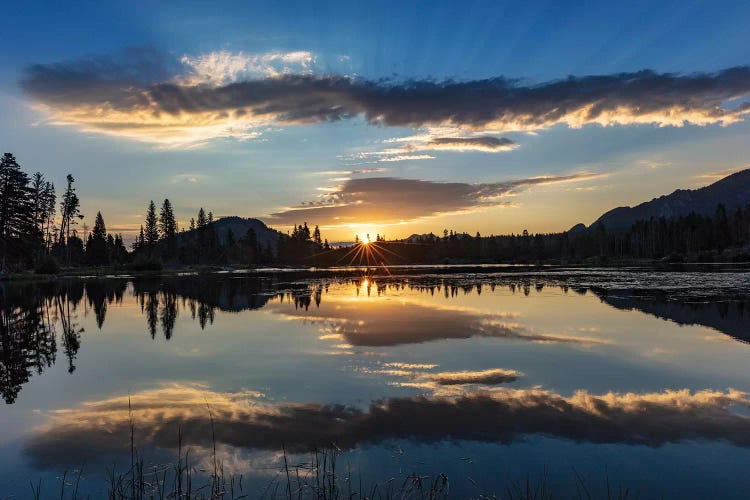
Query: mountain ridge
[{"left": 588, "top": 168, "right": 750, "bottom": 230}]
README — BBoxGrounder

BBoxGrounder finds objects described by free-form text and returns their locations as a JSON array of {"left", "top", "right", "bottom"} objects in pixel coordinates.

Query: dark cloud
[
  {"left": 20, "top": 51, "right": 750, "bottom": 144},
  {"left": 268, "top": 174, "right": 601, "bottom": 225},
  {"left": 23, "top": 385, "right": 750, "bottom": 469},
  {"left": 356, "top": 135, "right": 518, "bottom": 162},
  {"left": 426, "top": 136, "right": 517, "bottom": 151},
  {"left": 21, "top": 47, "right": 177, "bottom": 109}
]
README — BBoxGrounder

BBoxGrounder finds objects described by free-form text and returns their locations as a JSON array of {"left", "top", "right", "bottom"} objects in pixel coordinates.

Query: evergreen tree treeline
[
  {"left": 394, "top": 203, "right": 750, "bottom": 265},
  {"left": 3, "top": 151, "right": 749, "bottom": 272},
  {"left": 0, "top": 154, "right": 125, "bottom": 272},
  {"left": 0, "top": 153, "right": 329, "bottom": 271}
]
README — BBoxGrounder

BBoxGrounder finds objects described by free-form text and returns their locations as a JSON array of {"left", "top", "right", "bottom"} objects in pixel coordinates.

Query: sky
[{"left": 2, "top": 0, "right": 750, "bottom": 243}]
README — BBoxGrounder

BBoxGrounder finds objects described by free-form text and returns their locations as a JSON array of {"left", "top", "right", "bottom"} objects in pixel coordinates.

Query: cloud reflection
[
  {"left": 270, "top": 295, "right": 601, "bottom": 347},
  {"left": 23, "top": 384, "right": 750, "bottom": 469},
  {"left": 360, "top": 365, "right": 523, "bottom": 393}
]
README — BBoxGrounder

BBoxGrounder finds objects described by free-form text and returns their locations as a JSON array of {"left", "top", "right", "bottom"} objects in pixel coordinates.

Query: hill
[
  {"left": 177, "top": 216, "right": 286, "bottom": 248},
  {"left": 589, "top": 169, "right": 750, "bottom": 230}
]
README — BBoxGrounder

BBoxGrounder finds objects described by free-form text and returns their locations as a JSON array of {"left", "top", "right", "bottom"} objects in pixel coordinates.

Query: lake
[{"left": 2, "top": 266, "right": 750, "bottom": 498}]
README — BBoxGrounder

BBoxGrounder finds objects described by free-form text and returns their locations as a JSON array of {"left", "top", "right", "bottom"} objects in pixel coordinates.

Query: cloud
[
  {"left": 179, "top": 50, "right": 315, "bottom": 85},
  {"left": 638, "top": 160, "right": 673, "bottom": 169},
  {"left": 424, "top": 136, "right": 517, "bottom": 152},
  {"left": 315, "top": 168, "right": 387, "bottom": 176},
  {"left": 347, "top": 130, "right": 519, "bottom": 162},
  {"left": 20, "top": 50, "right": 750, "bottom": 146},
  {"left": 171, "top": 173, "right": 206, "bottom": 183},
  {"left": 376, "top": 154, "right": 435, "bottom": 162},
  {"left": 268, "top": 173, "right": 602, "bottom": 226},
  {"left": 23, "top": 384, "right": 750, "bottom": 469}
]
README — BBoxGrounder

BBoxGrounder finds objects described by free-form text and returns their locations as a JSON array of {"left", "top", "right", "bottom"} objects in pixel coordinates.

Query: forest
[{"left": 2, "top": 152, "right": 750, "bottom": 274}]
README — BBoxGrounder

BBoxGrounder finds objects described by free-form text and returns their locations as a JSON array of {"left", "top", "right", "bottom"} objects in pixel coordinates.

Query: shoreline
[{"left": 3, "top": 260, "right": 750, "bottom": 283}]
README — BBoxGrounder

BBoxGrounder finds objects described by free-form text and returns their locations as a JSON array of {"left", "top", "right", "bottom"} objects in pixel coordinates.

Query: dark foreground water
[{"left": 2, "top": 266, "right": 750, "bottom": 498}]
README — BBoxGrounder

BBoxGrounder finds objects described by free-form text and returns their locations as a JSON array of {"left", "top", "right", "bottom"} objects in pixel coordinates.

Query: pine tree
[
  {"left": 197, "top": 208, "right": 207, "bottom": 228},
  {"left": 42, "top": 181, "right": 56, "bottom": 251},
  {"left": 112, "top": 234, "right": 127, "bottom": 263},
  {"left": 313, "top": 225, "right": 322, "bottom": 245},
  {"left": 0, "top": 153, "right": 35, "bottom": 270},
  {"left": 144, "top": 201, "right": 159, "bottom": 248},
  {"left": 30, "top": 173, "right": 50, "bottom": 241},
  {"left": 92, "top": 212, "right": 106, "bottom": 239},
  {"left": 87, "top": 211, "right": 109, "bottom": 265},
  {"left": 159, "top": 199, "right": 177, "bottom": 240},
  {"left": 132, "top": 225, "right": 145, "bottom": 251},
  {"left": 59, "top": 174, "right": 82, "bottom": 247},
  {"left": 158, "top": 199, "right": 178, "bottom": 260}
]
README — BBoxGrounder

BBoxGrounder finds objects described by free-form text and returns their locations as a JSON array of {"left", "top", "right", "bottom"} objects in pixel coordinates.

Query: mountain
[
  {"left": 405, "top": 233, "right": 439, "bottom": 243},
  {"left": 568, "top": 223, "right": 587, "bottom": 234},
  {"left": 177, "top": 217, "right": 286, "bottom": 248},
  {"left": 589, "top": 169, "right": 750, "bottom": 230}
]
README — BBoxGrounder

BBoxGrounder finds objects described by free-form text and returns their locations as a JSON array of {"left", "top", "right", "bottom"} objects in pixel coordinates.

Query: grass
[
  {"left": 34, "top": 454, "right": 639, "bottom": 500},
  {"left": 30, "top": 412, "right": 640, "bottom": 500}
]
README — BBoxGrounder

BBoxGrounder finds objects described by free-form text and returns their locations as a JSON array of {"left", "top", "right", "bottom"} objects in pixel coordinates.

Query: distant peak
[{"left": 590, "top": 167, "right": 750, "bottom": 230}]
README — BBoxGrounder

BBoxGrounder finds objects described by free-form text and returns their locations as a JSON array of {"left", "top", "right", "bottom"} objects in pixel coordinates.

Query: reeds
[{"left": 35, "top": 407, "right": 637, "bottom": 499}]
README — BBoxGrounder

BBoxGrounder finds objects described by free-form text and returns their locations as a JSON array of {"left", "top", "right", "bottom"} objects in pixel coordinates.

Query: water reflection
[
  {"left": 270, "top": 297, "right": 600, "bottom": 347},
  {"left": 23, "top": 383, "right": 750, "bottom": 471},
  {"left": 3, "top": 270, "right": 750, "bottom": 498},
  {"left": 0, "top": 281, "right": 93, "bottom": 403},
  {"left": 3, "top": 272, "right": 750, "bottom": 404},
  {"left": 599, "top": 293, "right": 750, "bottom": 344}
]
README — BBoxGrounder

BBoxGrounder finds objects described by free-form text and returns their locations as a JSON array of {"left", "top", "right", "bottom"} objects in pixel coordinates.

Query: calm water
[{"left": 2, "top": 267, "right": 750, "bottom": 498}]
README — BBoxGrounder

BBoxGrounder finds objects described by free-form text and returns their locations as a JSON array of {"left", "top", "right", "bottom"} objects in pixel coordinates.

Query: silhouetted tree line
[
  {"left": 123, "top": 197, "right": 331, "bottom": 266},
  {"left": 0, "top": 153, "right": 129, "bottom": 272},
  {"left": 276, "top": 222, "right": 327, "bottom": 264},
  {"left": 0, "top": 153, "right": 329, "bottom": 271},
  {"left": 5, "top": 151, "right": 749, "bottom": 271},
  {"left": 325, "top": 203, "right": 750, "bottom": 265}
]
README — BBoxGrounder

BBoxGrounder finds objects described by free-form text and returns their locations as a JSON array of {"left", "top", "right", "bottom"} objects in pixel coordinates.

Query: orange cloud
[{"left": 268, "top": 173, "right": 604, "bottom": 227}]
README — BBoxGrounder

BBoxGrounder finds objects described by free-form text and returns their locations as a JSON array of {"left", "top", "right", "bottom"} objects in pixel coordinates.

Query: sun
[{"left": 356, "top": 233, "right": 373, "bottom": 245}]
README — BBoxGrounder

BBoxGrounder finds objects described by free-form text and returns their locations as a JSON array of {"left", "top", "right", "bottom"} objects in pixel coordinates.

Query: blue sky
[{"left": 2, "top": 0, "right": 750, "bottom": 241}]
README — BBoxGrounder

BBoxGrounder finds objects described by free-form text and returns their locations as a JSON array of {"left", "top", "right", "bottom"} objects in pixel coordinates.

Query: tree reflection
[
  {"left": 160, "top": 292, "right": 177, "bottom": 340},
  {"left": 0, "top": 291, "right": 56, "bottom": 404},
  {"left": 0, "top": 282, "right": 84, "bottom": 403}
]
